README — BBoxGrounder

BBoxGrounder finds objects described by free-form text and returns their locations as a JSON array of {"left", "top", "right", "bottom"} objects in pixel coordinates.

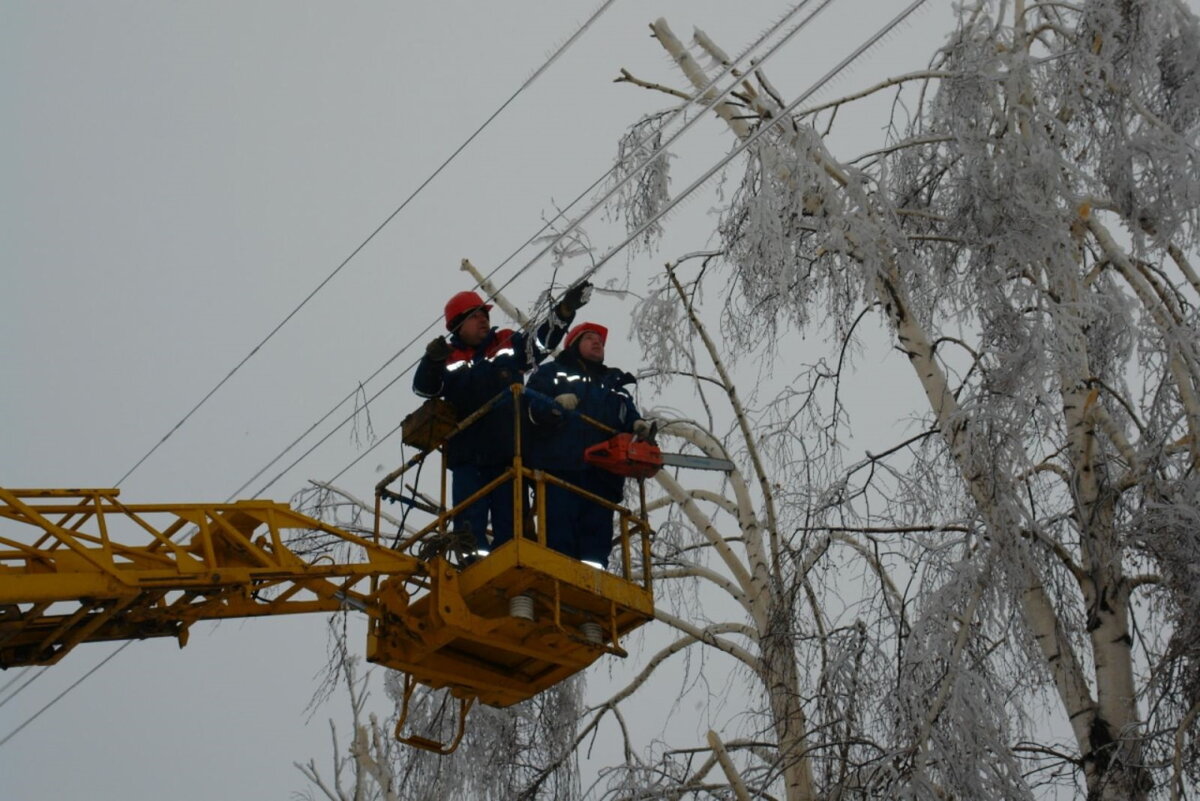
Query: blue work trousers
[
  {"left": 543, "top": 470, "right": 620, "bottom": 566},
  {"left": 451, "top": 464, "right": 517, "bottom": 550}
]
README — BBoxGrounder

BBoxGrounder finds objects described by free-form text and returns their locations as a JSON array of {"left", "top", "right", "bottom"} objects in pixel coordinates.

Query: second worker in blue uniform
[{"left": 527, "top": 322, "right": 648, "bottom": 568}]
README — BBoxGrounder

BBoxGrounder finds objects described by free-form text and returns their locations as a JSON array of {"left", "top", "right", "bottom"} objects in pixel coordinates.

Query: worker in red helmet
[
  {"left": 526, "top": 321, "right": 649, "bottom": 568},
  {"left": 413, "top": 282, "right": 591, "bottom": 557}
]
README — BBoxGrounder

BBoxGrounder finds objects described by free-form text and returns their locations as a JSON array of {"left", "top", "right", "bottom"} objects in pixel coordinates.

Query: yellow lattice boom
[{"left": 0, "top": 487, "right": 417, "bottom": 667}]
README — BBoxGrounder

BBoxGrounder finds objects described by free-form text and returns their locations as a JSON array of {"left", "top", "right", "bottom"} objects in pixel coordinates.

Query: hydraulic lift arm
[{"left": 0, "top": 486, "right": 419, "bottom": 668}]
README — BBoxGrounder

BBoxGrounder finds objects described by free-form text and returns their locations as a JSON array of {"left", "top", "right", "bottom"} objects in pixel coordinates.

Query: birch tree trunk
[{"left": 617, "top": 3, "right": 1198, "bottom": 798}]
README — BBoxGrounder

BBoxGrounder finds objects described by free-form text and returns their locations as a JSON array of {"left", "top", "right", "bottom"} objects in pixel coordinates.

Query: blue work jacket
[
  {"left": 526, "top": 351, "right": 641, "bottom": 495},
  {"left": 413, "top": 316, "right": 566, "bottom": 467}
]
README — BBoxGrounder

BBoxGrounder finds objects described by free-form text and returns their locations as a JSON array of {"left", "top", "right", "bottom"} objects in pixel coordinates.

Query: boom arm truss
[{"left": 0, "top": 487, "right": 418, "bottom": 667}]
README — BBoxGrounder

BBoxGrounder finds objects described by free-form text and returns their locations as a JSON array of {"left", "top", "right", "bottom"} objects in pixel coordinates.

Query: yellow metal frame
[
  {"left": 380, "top": 385, "right": 654, "bottom": 586},
  {"left": 395, "top": 672, "right": 476, "bottom": 754},
  {"left": 370, "top": 384, "right": 656, "bottom": 709},
  {"left": 0, "top": 487, "right": 417, "bottom": 668}
]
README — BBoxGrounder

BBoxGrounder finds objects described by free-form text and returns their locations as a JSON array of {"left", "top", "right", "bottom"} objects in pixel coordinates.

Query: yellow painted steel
[
  {"left": 0, "top": 487, "right": 418, "bottom": 667},
  {"left": 1, "top": 386, "right": 657, "bottom": 752},
  {"left": 370, "top": 385, "right": 656, "bottom": 716},
  {"left": 367, "top": 535, "right": 653, "bottom": 709}
]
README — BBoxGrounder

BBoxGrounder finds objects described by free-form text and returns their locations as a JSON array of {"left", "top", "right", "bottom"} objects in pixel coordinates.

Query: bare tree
[
  {"left": 570, "top": 2, "right": 1199, "bottom": 799},
  {"left": 294, "top": 650, "right": 584, "bottom": 801}
]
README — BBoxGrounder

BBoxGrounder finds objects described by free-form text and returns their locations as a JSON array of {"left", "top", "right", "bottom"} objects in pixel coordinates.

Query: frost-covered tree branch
[{"left": 602, "top": 3, "right": 1200, "bottom": 799}]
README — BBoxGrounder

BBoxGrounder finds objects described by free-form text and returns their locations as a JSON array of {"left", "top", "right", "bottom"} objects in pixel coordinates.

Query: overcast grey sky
[{"left": 2, "top": 2, "right": 958, "bottom": 797}]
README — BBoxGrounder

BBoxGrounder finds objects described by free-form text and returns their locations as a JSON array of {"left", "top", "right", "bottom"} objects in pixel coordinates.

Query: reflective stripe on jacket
[{"left": 413, "top": 315, "right": 567, "bottom": 467}]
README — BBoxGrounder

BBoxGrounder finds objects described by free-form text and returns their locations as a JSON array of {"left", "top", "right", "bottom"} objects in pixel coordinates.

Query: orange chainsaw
[{"left": 584, "top": 431, "right": 735, "bottom": 478}]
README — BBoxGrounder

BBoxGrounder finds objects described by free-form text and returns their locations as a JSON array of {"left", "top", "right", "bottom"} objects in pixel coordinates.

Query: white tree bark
[{"left": 618, "top": 3, "right": 1199, "bottom": 798}]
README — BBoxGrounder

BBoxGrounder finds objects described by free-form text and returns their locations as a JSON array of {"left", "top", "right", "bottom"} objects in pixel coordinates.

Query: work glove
[
  {"left": 556, "top": 281, "right": 593, "bottom": 317},
  {"left": 425, "top": 337, "right": 452, "bottom": 362},
  {"left": 555, "top": 393, "right": 579, "bottom": 411}
]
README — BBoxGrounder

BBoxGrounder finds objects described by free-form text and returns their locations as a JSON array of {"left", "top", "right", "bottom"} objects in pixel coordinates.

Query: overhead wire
[
  {"left": 111, "top": 0, "right": 621, "bottom": 489},
  {"left": 319, "top": 0, "right": 930, "bottom": 488},
  {"left": 0, "top": 643, "right": 131, "bottom": 749},
  {"left": 0, "top": 667, "right": 41, "bottom": 709},
  {"left": 226, "top": 0, "right": 825, "bottom": 501},
  {"left": 245, "top": 0, "right": 836, "bottom": 497},
  {"left": 574, "top": 0, "right": 933, "bottom": 289}
]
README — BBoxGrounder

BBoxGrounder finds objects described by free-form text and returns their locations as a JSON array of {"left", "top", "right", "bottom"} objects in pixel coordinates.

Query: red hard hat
[
  {"left": 444, "top": 291, "right": 493, "bottom": 331},
  {"left": 564, "top": 322, "right": 607, "bottom": 350}
]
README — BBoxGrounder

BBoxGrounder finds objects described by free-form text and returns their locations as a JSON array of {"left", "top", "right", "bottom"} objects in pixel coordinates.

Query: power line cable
[
  {"left": 0, "top": 666, "right": 31, "bottom": 696},
  {"left": 0, "top": 667, "right": 41, "bottom": 709},
  {"left": 476, "top": 0, "right": 841, "bottom": 325},
  {"left": 0, "top": 642, "right": 132, "bottom": 748},
  {"left": 320, "top": 0, "right": 929, "bottom": 488},
  {"left": 239, "top": 0, "right": 833, "bottom": 498},
  {"left": 112, "top": 0, "right": 620, "bottom": 488}
]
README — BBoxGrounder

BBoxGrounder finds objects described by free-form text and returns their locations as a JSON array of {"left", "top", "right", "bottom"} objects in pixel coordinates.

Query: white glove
[
  {"left": 555, "top": 393, "right": 579, "bottom": 411},
  {"left": 632, "top": 419, "right": 653, "bottom": 437}
]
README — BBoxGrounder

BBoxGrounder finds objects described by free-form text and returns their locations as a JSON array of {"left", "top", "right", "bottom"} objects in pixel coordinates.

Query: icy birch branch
[
  {"left": 651, "top": 19, "right": 752, "bottom": 140},
  {"left": 460, "top": 258, "right": 528, "bottom": 327},
  {"left": 655, "top": 459, "right": 760, "bottom": 620},
  {"left": 708, "top": 729, "right": 754, "bottom": 801},
  {"left": 666, "top": 266, "right": 781, "bottom": 582},
  {"left": 1088, "top": 218, "right": 1200, "bottom": 467}
]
